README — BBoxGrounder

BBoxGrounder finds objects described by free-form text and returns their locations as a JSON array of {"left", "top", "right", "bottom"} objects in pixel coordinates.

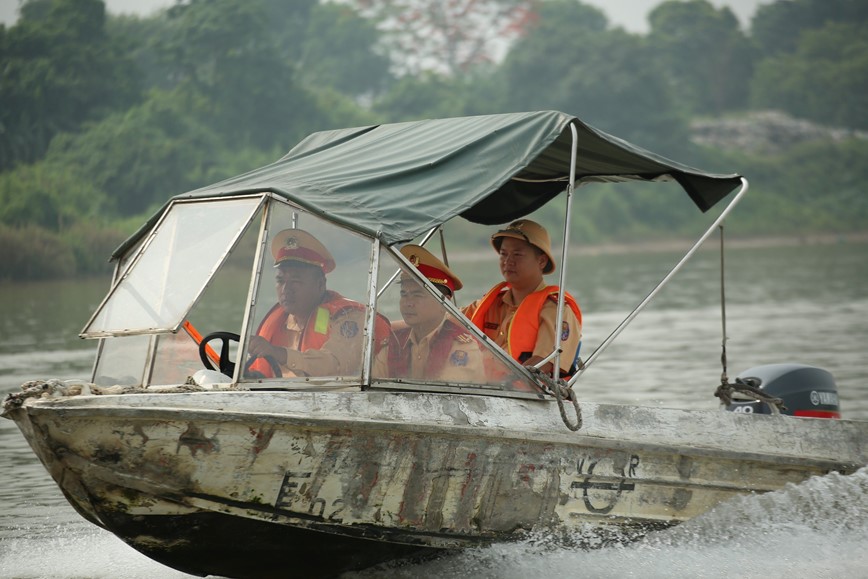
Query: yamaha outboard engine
[{"left": 726, "top": 363, "right": 840, "bottom": 418}]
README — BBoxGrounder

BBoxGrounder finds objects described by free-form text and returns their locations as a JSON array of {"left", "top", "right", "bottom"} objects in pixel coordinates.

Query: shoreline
[
  {"left": 447, "top": 231, "right": 868, "bottom": 262},
  {"left": 572, "top": 231, "right": 868, "bottom": 256}
]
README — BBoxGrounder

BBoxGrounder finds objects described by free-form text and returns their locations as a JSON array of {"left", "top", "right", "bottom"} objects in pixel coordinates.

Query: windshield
[
  {"left": 88, "top": 195, "right": 540, "bottom": 396},
  {"left": 240, "top": 202, "right": 379, "bottom": 384}
]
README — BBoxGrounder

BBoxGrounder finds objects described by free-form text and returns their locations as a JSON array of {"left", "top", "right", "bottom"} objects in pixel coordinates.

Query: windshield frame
[{"left": 80, "top": 194, "right": 265, "bottom": 339}]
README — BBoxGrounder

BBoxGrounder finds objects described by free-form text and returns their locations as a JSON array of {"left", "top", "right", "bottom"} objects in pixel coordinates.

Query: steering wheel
[
  {"left": 199, "top": 331, "right": 284, "bottom": 379},
  {"left": 243, "top": 354, "right": 283, "bottom": 379},
  {"left": 199, "top": 331, "right": 241, "bottom": 377}
]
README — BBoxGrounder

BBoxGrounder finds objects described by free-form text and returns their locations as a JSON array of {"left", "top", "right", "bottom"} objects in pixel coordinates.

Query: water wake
[
  {"left": 0, "top": 523, "right": 193, "bottom": 579},
  {"left": 355, "top": 467, "right": 868, "bottom": 579},
  {"left": 2, "top": 468, "right": 864, "bottom": 578}
]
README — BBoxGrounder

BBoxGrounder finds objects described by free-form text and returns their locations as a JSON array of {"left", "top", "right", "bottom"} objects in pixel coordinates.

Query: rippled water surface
[{"left": 1, "top": 240, "right": 866, "bottom": 578}]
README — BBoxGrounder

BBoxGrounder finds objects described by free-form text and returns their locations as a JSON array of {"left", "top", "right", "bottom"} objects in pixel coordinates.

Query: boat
[{"left": 3, "top": 111, "right": 866, "bottom": 578}]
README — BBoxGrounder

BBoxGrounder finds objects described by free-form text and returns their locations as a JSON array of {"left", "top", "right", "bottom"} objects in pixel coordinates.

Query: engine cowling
[{"left": 726, "top": 363, "right": 840, "bottom": 419}]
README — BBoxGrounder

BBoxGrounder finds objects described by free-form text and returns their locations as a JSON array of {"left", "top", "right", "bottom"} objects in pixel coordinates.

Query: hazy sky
[{"left": 1, "top": 0, "right": 773, "bottom": 32}]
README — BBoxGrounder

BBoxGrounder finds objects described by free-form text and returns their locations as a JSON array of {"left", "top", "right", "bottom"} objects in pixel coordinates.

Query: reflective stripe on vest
[{"left": 250, "top": 292, "right": 384, "bottom": 378}]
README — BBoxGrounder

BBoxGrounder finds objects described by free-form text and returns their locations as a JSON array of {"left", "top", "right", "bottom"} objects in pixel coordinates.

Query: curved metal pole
[{"left": 569, "top": 177, "right": 750, "bottom": 387}]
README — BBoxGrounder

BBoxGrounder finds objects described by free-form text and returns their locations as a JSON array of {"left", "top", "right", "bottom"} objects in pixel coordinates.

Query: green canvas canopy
[{"left": 116, "top": 111, "right": 741, "bottom": 258}]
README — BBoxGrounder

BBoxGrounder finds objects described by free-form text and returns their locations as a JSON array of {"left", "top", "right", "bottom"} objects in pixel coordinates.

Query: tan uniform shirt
[
  {"left": 463, "top": 280, "right": 582, "bottom": 372},
  {"left": 373, "top": 317, "right": 485, "bottom": 383},
  {"left": 282, "top": 307, "right": 368, "bottom": 377}
]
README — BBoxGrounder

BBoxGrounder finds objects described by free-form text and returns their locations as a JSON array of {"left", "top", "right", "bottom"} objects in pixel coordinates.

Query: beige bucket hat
[{"left": 490, "top": 219, "right": 556, "bottom": 274}]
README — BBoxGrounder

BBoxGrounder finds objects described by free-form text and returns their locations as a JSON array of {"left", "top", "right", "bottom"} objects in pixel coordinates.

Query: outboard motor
[{"left": 726, "top": 363, "right": 840, "bottom": 418}]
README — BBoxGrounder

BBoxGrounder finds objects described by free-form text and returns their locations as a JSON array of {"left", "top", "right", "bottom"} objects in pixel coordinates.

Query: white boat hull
[{"left": 5, "top": 388, "right": 867, "bottom": 577}]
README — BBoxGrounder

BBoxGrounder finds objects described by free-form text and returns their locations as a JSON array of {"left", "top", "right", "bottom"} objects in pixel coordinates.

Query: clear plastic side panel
[
  {"left": 149, "top": 332, "right": 203, "bottom": 386},
  {"left": 240, "top": 204, "right": 377, "bottom": 383},
  {"left": 149, "top": 218, "right": 259, "bottom": 385},
  {"left": 371, "top": 247, "right": 536, "bottom": 393},
  {"left": 92, "top": 334, "right": 150, "bottom": 386}
]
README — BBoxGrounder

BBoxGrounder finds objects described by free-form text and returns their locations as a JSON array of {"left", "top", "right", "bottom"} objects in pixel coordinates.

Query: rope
[
  {"left": 714, "top": 377, "right": 786, "bottom": 414},
  {"left": 719, "top": 224, "right": 729, "bottom": 386},
  {"left": 711, "top": 224, "right": 785, "bottom": 415},
  {"left": 2, "top": 378, "right": 244, "bottom": 415},
  {"left": 528, "top": 367, "right": 583, "bottom": 431}
]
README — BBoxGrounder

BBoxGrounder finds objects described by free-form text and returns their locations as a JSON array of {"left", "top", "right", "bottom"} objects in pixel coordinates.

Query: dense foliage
[{"left": 0, "top": 0, "right": 866, "bottom": 280}]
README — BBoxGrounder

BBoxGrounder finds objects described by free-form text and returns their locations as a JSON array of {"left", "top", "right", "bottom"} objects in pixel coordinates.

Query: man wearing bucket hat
[
  {"left": 247, "top": 228, "right": 392, "bottom": 378},
  {"left": 463, "top": 219, "right": 582, "bottom": 377},
  {"left": 375, "top": 245, "right": 483, "bottom": 383}
]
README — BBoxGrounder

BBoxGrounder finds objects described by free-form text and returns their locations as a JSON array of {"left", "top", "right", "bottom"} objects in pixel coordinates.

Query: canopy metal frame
[
  {"left": 520, "top": 121, "right": 750, "bottom": 393},
  {"left": 569, "top": 177, "right": 749, "bottom": 387}
]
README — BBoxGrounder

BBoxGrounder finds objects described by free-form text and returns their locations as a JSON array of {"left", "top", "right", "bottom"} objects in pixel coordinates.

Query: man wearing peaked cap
[
  {"left": 463, "top": 219, "right": 583, "bottom": 377},
  {"left": 271, "top": 228, "right": 336, "bottom": 273},
  {"left": 247, "top": 228, "right": 391, "bottom": 378},
  {"left": 373, "top": 245, "right": 484, "bottom": 383},
  {"left": 401, "top": 244, "right": 463, "bottom": 295}
]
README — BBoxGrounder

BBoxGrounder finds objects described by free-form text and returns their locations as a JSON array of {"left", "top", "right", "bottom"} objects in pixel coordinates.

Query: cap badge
[
  {"left": 409, "top": 254, "right": 419, "bottom": 266},
  {"left": 285, "top": 237, "right": 298, "bottom": 249}
]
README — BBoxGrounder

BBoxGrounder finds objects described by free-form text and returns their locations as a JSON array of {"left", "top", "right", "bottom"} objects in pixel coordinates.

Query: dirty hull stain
[{"left": 8, "top": 390, "right": 865, "bottom": 578}]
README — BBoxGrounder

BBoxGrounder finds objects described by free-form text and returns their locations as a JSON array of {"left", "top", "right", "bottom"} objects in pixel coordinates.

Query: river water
[{"left": 1, "top": 239, "right": 866, "bottom": 578}]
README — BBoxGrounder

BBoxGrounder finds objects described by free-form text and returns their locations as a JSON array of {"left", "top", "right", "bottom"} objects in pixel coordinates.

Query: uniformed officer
[
  {"left": 248, "top": 228, "right": 391, "bottom": 378},
  {"left": 463, "top": 219, "right": 582, "bottom": 377},
  {"left": 378, "top": 244, "right": 484, "bottom": 383}
]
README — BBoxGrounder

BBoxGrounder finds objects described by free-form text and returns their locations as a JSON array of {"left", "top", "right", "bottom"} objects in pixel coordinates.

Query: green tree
[
  {"left": 345, "top": 0, "right": 534, "bottom": 76},
  {"left": 154, "top": 0, "right": 321, "bottom": 150},
  {"left": 751, "top": 0, "right": 868, "bottom": 56},
  {"left": 44, "top": 91, "right": 225, "bottom": 217},
  {"left": 648, "top": 0, "right": 755, "bottom": 114},
  {"left": 496, "top": 1, "right": 689, "bottom": 157},
  {"left": 751, "top": 22, "right": 868, "bottom": 129},
  {"left": 0, "top": 0, "right": 142, "bottom": 171},
  {"left": 298, "top": 2, "right": 392, "bottom": 97},
  {"left": 105, "top": 14, "right": 176, "bottom": 93},
  {"left": 714, "top": 137, "right": 868, "bottom": 235},
  {"left": 0, "top": 160, "right": 104, "bottom": 229},
  {"left": 373, "top": 72, "right": 487, "bottom": 120},
  {"left": 260, "top": 0, "right": 318, "bottom": 59}
]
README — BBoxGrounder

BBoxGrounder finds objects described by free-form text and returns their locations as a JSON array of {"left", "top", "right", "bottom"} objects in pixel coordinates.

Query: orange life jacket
[
  {"left": 249, "top": 291, "right": 391, "bottom": 378},
  {"left": 469, "top": 282, "right": 582, "bottom": 371}
]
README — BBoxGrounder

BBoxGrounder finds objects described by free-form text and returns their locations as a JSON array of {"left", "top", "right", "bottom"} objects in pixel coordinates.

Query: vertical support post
[
  {"left": 719, "top": 224, "right": 729, "bottom": 386},
  {"left": 236, "top": 197, "right": 272, "bottom": 382},
  {"left": 550, "top": 123, "right": 579, "bottom": 379},
  {"left": 361, "top": 236, "right": 381, "bottom": 388}
]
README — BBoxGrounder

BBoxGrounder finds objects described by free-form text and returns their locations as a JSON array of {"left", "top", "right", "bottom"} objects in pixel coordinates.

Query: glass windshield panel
[
  {"left": 241, "top": 203, "right": 378, "bottom": 382},
  {"left": 92, "top": 334, "right": 150, "bottom": 387},
  {"left": 371, "top": 247, "right": 535, "bottom": 393},
  {"left": 149, "top": 331, "right": 211, "bottom": 386},
  {"left": 152, "top": 213, "right": 261, "bottom": 385},
  {"left": 82, "top": 197, "right": 261, "bottom": 336}
]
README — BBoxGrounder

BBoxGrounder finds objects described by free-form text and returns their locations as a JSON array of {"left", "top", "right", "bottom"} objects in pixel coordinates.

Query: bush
[
  {"left": 0, "top": 225, "right": 76, "bottom": 280},
  {"left": 63, "top": 222, "right": 129, "bottom": 276},
  {"left": 0, "top": 223, "right": 129, "bottom": 281}
]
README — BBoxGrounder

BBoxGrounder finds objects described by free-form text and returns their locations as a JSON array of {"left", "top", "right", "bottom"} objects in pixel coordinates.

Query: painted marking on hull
[
  {"left": 177, "top": 423, "right": 219, "bottom": 456},
  {"left": 275, "top": 471, "right": 312, "bottom": 509},
  {"left": 570, "top": 454, "right": 640, "bottom": 514},
  {"left": 275, "top": 471, "right": 345, "bottom": 522}
]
